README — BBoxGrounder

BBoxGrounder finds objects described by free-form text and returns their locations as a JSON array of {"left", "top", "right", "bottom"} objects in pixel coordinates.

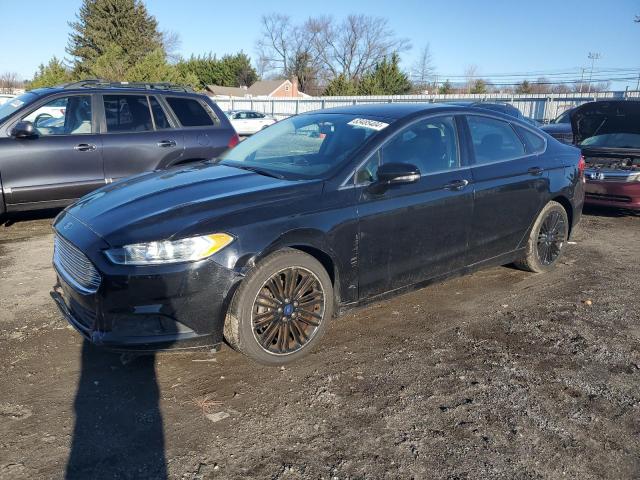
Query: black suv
[{"left": 0, "top": 80, "right": 238, "bottom": 213}]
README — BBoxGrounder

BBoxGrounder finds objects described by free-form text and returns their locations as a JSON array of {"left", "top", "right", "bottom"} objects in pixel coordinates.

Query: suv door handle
[
  {"left": 74, "top": 143, "right": 96, "bottom": 152},
  {"left": 443, "top": 179, "right": 469, "bottom": 191},
  {"left": 528, "top": 167, "right": 544, "bottom": 176},
  {"left": 157, "top": 140, "right": 177, "bottom": 148}
]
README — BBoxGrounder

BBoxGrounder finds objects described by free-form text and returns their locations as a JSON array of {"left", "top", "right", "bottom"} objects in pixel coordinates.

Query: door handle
[
  {"left": 157, "top": 140, "right": 177, "bottom": 148},
  {"left": 74, "top": 143, "right": 96, "bottom": 152},
  {"left": 528, "top": 167, "right": 544, "bottom": 176},
  {"left": 443, "top": 179, "right": 469, "bottom": 191}
]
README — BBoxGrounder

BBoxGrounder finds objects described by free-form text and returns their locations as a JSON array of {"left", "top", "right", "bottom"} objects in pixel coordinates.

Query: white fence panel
[{"left": 212, "top": 91, "right": 638, "bottom": 122}]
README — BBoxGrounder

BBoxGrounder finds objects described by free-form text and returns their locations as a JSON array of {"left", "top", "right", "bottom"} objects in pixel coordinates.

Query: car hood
[
  {"left": 65, "top": 163, "right": 322, "bottom": 247},
  {"left": 571, "top": 100, "right": 640, "bottom": 144}
]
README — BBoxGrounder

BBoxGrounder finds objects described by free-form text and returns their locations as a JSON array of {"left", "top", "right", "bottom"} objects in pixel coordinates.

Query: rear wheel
[
  {"left": 224, "top": 249, "right": 333, "bottom": 365},
  {"left": 514, "top": 201, "right": 569, "bottom": 273}
]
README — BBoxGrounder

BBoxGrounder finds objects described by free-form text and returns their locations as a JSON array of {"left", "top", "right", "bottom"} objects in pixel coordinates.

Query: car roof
[{"left": 303, "top": 103, "right": 468, "bottom": 120}]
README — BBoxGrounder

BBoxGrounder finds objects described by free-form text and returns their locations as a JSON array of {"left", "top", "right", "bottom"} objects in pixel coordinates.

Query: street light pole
[{"left": 587, "top": 52, "right": 601, "bottom": 94}]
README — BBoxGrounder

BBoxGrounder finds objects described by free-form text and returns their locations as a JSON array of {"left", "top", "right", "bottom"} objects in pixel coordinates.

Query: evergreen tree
[
  {"left": 470, "top": 79, "right": 488, "bottom": 94},
  {"left": 438, "top": 79, "right": 453, "bottom": 94},
  {"left": 176, "top": 52, "right": 258, "bottom": 89},
  {"left": 357, "top": 53, "right": 412, "bottom": 95},
  {"left": 67, "top": 0, "right": 163, "bottom": 75},
  {"left": 30, "top": 57, "right": 73, "bottom": 88},
  {"left": 323, "top": 74, "right": 358, "bottom": 96}
]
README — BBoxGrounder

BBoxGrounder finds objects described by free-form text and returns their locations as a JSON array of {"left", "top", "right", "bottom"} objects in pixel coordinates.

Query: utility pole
[
  {"left": 636, "top": 73, "right": 640, "bottom": 91},
  {"left": 579, "top": 67, "right": 586, "bottom": 94},
  {"left": 587, "top": 52, "right": 601, "bottom": 94}
]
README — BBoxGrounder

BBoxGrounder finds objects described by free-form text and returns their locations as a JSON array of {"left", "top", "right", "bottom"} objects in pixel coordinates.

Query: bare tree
[
  {"left": 161, "top": 30, "right": 182, "bottom": 64},
  {"left": 256, "top": 13, "right": 293, "bottom": 76},
  {"left": 0, "top": 72, "right": 22, "bottom": 93},
  {"left": 464, "top": 64, "right": 479, "bottom": 93},
  {"left": 256, "top": 13, "right": 411, "bottom": 92},
  {"left": 311, "top": 14, "right": 411, "bottom": 81},
  {"left": 411, "top": 44, "right": 435, "bottom": 90}
]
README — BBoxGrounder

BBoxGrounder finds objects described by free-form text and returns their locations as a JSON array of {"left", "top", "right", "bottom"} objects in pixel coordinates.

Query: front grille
[
  {"left": 585, "top": 192, "right": 632, "bottom": 203},
  {"left": 550, "top": 132, "right": 574, "bottom": 144},
  {"left": 53, "top": 234, "right": 101, "bottom": 294}
]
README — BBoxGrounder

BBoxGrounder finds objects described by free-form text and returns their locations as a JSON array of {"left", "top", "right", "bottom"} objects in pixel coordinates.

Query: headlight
[{"left": 105, "top": 233, "right": 234, "bottom": 265}]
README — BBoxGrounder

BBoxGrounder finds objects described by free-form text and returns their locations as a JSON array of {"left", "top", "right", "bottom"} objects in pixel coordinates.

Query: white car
[
  {"left": 227, "top": 110, "right": 276, "bottom": 135},
  {"left": 0, "top": 94, "right": 16, "bottom": 106}
]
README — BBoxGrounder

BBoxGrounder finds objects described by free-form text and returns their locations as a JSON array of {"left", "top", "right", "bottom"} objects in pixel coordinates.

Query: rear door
[
  {"left": 100, "top": 94, "right": 185, "bottom": 183},
  {"left": 0, "top": 94, "right": 104, "bottom": 207},
  {"left": 463, "top": 114, "right": 548, "bottom": 264},
  {"left": 164, "top": 96, "right": 230, "bottom": 159}
]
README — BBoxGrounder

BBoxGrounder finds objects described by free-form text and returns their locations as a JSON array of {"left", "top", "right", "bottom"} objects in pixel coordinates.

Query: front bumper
[
  {"left": 51, "top": 217, "right": 243, "bottom": 351},
  {"left": 584, "top": 180, "right": 640, "bottom": 211}
]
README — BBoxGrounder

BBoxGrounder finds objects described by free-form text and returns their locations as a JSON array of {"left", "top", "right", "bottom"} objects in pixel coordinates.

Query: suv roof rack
[{"left": 59, "top": 79, "right": 194, "bottom": 93}]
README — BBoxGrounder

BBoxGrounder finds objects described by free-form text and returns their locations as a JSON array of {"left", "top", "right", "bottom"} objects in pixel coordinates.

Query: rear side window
[
  {"left": 103, "top": 95, "right": 152, "bottom": 132},
  {"left": 165, "top": 97, "right": 215, "bottom": 127},
  {"left": 515, "top": 125, "right": 546, "bottom": 154},
  {"left": 149, "top": 97, "right": 171, "bottom": 129},
  {"left": 467, "top": 115, "right": 526, "bottom": 164}
]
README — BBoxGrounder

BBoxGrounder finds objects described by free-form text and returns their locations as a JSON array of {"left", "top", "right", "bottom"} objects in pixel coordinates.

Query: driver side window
[
  {"left": 22, "top": 95, "right": 93, "bottom": 136},
  {"left": 356, "top": 116, "right": 460, "bottom": 184}
]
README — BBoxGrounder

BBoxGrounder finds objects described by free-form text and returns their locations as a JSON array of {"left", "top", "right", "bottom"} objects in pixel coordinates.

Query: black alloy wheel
[{"left": 252, "top": 267, "right": 325, "bottom": 355}]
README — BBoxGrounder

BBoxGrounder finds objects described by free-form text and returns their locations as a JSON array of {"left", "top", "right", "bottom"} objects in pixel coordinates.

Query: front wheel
[
  {"left": 224, "top": 248, "right": 333, "bottom": 365},
  {"left": 514, "top": 200, "right": 569, "bottom": 273}
]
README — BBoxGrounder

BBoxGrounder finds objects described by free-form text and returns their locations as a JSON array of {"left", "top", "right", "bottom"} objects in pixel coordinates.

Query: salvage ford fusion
[{"left": 51, "top": 104, "right": 585, "bottom": 365}]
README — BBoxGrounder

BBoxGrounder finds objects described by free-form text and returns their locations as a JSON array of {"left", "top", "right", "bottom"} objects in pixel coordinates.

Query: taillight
[
  {"left": 578, "top": 155, "right": 586, "bottom": 179},
  {"left": 228, "top": 133, "right": 239, "bottom": 149}
]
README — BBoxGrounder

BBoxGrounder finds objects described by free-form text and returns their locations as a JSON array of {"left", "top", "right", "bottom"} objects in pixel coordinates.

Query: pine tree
[
  {"left": 438, "top": 80, "right": 453, "bottom": 94},
  {"left": 67, "top": 0, "right": 162, "bottom": 75},
  {"left": 323, "top": 74, "right": 358, "bottom": 96},
  {"left": 357, "top": 53, "right": 411, "bottom": 95},
  {"left": 30, "top": 57, "right": 73, "bottom": 88}
]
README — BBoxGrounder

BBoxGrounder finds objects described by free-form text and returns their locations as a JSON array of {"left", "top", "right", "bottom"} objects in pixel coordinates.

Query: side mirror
[
  {"left": 368, "top": 162, "right": 421, "bottom": 193},
  {"left": 11, "top": 121, "right": 37, "bottom": 139}
]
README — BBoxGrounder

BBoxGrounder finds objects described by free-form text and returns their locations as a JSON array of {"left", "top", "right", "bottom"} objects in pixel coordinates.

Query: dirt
[{"left": 0, "top": 207, "right": 638, "bottom": 479}]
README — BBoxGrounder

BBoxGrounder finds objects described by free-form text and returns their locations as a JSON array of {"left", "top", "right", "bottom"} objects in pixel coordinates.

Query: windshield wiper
[{"left": 229, "top": 164, "right": 286, "bottom": 180}]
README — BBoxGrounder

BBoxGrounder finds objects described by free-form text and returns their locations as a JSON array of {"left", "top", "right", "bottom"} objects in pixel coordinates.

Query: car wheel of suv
[
  {"left": 514, "top": 200, "right": 569, "bottom": 273},
  {"left": 223, "top": 248, "right": 333, "bottom": 365}
]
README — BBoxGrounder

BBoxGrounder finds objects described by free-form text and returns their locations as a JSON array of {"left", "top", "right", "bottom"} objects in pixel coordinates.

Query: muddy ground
[{"left": 0, "top": 207, "right": 638, "bottom": 479}]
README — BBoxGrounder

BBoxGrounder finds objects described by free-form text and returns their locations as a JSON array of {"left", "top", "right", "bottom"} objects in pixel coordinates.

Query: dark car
[
  {"left": 50, "top": 103, "right": 585, "bottom": 365},
  {"left": 541, "top": 108, "right": 575, "bottom": 144},
  {"left": 0, "top": 80, "right": 238, "bottom": 213},
  {"left": 572, "top": 100, "right": 640, "bottom": 210},
  {"left": 460, "top": 102, "right": 541, "bottom": 127}
]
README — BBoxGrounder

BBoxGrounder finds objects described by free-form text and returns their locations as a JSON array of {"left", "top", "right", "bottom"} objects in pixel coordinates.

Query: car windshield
[
  {"left": 579, "top": 133, "right": 640, "bottom": 149},
  {"left": 218, "top": 113, "right": 388, "bottom": 179},
  {"left": 0, "top": 92, "right": 38, "bottom": 123},
  {"left": 552, "top": 111, "right": 571, "bottom": 124}
]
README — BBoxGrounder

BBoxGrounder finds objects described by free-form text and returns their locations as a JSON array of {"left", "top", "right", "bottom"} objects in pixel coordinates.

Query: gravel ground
[{"left": 0, "top": 207, "right": 638, "bottom": 480}]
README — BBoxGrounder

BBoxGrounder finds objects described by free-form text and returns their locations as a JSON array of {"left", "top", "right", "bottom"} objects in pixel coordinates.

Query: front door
[
  {"left": 356, "top": 115, "right": 473, "bottom": 298},
  {"left": 0, "top": 94, "right": 104, "bottom": 208}
]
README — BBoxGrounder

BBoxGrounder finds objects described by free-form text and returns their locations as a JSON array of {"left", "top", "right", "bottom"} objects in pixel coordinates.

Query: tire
[
  {"left": 514, "top": 200, "right": 569, "bottom": 273},
  {"left": 223, "top": 248, "right": 334, "bottom": 365}
]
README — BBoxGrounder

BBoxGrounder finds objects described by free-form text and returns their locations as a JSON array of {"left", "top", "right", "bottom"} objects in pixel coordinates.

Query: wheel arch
[
  {"left": 241, "top": 229, "right": 343, "bottom": 305},
  {"left": 550, "top": 194, "right": 574, "bottom": 238}
]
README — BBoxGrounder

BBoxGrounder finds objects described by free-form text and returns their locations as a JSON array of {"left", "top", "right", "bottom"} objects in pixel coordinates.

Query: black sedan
[{"left": 51, "top": 103, "right": 585, "bottom": 365}]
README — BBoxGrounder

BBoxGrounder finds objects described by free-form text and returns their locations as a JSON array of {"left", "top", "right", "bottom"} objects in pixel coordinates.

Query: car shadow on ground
[
  {"left": 65, "top": 342, "right": 168, "bottom": 479},
  {"left": 582, "top": 205, "right": 640, "bottom": 218},
  {"left": 1, "top": 208, "right": 62, "bottom": 227}
]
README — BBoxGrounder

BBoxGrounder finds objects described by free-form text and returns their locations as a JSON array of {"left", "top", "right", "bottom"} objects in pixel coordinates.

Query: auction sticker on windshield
[{"left": 347, "top": 118, "right": 389, "bottom": 131}]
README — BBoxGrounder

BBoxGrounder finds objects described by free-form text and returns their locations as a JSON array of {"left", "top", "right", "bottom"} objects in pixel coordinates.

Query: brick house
[{"left": 206, "top": 78, "right": 310, "bottom": 99}]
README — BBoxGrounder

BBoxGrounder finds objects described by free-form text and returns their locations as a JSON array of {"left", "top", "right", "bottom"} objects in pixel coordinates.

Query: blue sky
[{"left": 1, "top": 0, "right": 638, "bottom": 89}]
